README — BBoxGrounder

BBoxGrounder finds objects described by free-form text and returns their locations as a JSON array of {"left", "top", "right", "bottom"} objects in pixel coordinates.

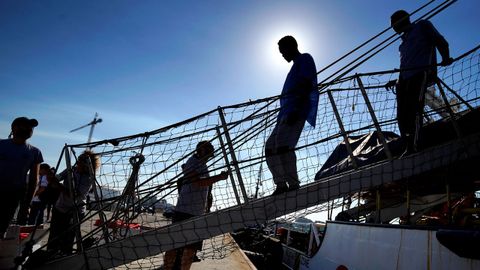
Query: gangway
[
  {"left": 35, "top": 130, "right": 480, "bottom": 269},
  {"left": 20, "top": 1, "right": 480, "bottom": 268},
  {"left": 26, "top": 44, "right": 480, "bottom": 269}
]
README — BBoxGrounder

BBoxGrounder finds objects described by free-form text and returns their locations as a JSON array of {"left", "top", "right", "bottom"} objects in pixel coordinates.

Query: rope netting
[{"left": 28, "top": 45, "right": 480, "bottom": 269}]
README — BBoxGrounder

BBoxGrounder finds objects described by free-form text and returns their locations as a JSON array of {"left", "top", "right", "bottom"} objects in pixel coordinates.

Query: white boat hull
[{"left": 294, "top": 222, "right": 480, "bottom": 270}]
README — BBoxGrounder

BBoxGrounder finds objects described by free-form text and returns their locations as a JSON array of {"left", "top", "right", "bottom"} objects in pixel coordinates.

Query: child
[{"left": 27, "top": 163, "right": 50, "bottom": 225}]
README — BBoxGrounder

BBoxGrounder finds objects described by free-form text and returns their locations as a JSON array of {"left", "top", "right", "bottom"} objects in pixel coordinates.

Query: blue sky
[{"left": 1, "top": 0, "right": 479, "bottom": 164}]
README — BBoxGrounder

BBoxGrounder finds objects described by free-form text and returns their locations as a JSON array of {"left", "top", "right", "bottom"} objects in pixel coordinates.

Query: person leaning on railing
[
  {"left": 385, "top": 10, "right": 453, "bottom": 155},
  {"left": 46, "top": 150, "right": 100, "bottom": 255}
]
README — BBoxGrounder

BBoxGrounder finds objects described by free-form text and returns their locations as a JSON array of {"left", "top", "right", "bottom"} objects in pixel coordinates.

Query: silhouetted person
[
  {"left": 47, "top": 150, "right": 99, "bottom": 255},
  {"left": 44, "top": 167, "right": 60, "bottom": 222},
  {"left": 163, "top": 141, "right": 228, "bottom": 270},
  {"left": 265, "top": 36, "right": 318, "bottom": 195},
  {"left": 0, "top": 117, "right": 43, "bottom": 238},
  {"left": 386, "top": 10, "right": 453, "bottom": 154},
  {"left": 27, "top": 163, "right": 51, "bottom": 225}
]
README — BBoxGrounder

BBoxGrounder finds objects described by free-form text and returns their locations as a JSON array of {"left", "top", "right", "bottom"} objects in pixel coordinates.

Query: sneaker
[{"left": 272, "top": 185, "right": 289, "bottom": 195}]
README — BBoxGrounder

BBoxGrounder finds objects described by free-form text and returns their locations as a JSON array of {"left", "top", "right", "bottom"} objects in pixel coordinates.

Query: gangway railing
[
  {"left": 35, "top": 131, "right": 480, "bottom": 270},
  {"left": 28, "top": 44, "right": 479, "bottom": 269},
  {"left": 25, "top": 11, "right": 480, "bottom": 269}
]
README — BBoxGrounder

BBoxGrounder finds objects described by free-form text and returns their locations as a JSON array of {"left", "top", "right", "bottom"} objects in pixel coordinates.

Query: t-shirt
[
  {"left": 31, "top": 175, "right": 49, "bottom": 202},
  {"left": 278, "top": 53, "right": 319, "bottom": 127},
  {"left": 175, "top": 154, "right": 210, "bottom": 216},
  {"left": 0, "top": 139, "right": 43, "bottom": 190}
]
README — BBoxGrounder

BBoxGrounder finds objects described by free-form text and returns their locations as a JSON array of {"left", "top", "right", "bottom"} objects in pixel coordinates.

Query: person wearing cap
[
  {"left": 385, "top": 10, "right": 453, "bottom": 154},
  {"left": 0, "top": 117, "right": 43, "bottom": 238}
]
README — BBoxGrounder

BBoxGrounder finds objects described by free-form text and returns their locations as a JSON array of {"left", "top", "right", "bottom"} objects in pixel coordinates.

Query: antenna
[{"left": 70, "top": 113, "right": 103, "bottom": 143}]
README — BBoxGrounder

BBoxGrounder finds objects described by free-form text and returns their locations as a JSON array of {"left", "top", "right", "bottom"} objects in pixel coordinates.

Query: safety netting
[{"left": 21, "top": 43, "right": 480, "bottom": 269}]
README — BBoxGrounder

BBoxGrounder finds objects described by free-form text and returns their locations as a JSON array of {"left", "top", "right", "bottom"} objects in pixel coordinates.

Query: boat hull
[{"left": 295, "top": 222, "right": 480, "bottom": 270}]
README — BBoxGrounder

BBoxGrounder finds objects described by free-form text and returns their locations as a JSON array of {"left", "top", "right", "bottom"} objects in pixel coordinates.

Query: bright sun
[{"left": 262, "top": 24, "right": 313, "bottom": 72}]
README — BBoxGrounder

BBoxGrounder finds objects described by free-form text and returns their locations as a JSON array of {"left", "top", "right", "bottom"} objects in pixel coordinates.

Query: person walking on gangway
[
  {"left": 265, "top": 36, "right": 319, "bottom": 195},
  {"left": 386, "top": 10, "right": 453, "bottom": 154}
]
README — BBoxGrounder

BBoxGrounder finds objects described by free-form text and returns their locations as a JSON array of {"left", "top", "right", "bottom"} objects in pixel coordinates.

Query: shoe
[{"left": 272, "top": 185, "right": 289, "bottom": 196}]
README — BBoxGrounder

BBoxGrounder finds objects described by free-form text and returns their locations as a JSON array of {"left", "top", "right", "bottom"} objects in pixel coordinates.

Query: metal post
[
  {"left": 375, "top": 189, "right": 381, "bottom": 223},
  {"left": 437, "top": 78, "right": 474, "bottom": 111},
  {"left": 327, "top": 91, "right": 358, "bottom": 169},
  {"left": 327, "top": 200, "right": 330, "bottom": 220},
  {"left": 216, "top": 127, "right": 241, "bottom": 205},
  {"left": 436, "top": 81, "right": 463, "bottom": 140},
  {"left": 64, "top": 146, "right": 85, "bottom": 253},
  {"left": 446, "top": 183, "right": 452, "bottom": 225},
  {"left": 357, "top": 192, "right": 361, "bottom": 222},
  {"left": 356, "top": 76, "right": 393, "bottom": 160},
  {"left": 330, "top": 200, "right": 335, "bottom": 220},
  {"left": 85, "top": 157, "right": 110, "bottom": 243},
  {"left": 406, "top": 189, "right": 411, "bottom": 225},
  {"left": 217, "top": 106, "right": 249, "bottom": 203}
]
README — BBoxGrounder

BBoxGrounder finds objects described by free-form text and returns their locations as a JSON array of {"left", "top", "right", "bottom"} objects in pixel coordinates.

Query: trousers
[
  {"left": 396, "top": 72, "right": 427, "bottom": 151},
  {"left": 265, "top": 118, "right": 305, "bottom": 186}
]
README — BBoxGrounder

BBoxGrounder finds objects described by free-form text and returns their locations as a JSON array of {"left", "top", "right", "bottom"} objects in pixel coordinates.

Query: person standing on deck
[
  {"left": 0, "top": 117, "right": 43, "bottom": 238},
  {"left": 27, "top": 163, "right": 51, "bottom": 225},
  {"left": 386, "top": 10, "right": 453, "bottom": 154},
  {"left": 265, "top": 35, "right": 319, "bottom": 195}
]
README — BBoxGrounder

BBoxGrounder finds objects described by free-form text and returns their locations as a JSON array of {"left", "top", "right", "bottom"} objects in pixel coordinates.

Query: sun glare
[{"left": 262, "top": 24, "right": 314, "bottom": 73}]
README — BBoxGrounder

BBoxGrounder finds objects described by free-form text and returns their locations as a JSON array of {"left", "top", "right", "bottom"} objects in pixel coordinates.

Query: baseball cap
[{"left": 11, "top": 117, "right": 39, "bottom": 128}]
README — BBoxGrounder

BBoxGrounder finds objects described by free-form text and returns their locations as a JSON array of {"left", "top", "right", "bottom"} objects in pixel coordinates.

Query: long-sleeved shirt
[{"left": 399, "top": 20, "right": 450, "bottom": 81}]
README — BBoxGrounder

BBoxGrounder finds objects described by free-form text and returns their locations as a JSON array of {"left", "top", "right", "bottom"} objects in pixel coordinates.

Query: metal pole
[
  {"left": 217, "top": 106, "right": 249, "bottom": 203},
  {"left": 436, "top": 81, "right": 463, "bottom": 140},
  {"left": 64, "top": 146, "right": 85, "bottom": 253},
  {"left": 85, "top": 157, "right": 110, "bottom": 243},
  {"left": 375, "top": 189, "right": 381, "bottom": 223},
  {"left": 330, "top": 200, "right": 335, "bottom": 220},
  {"left": 327, "top": 91, "right": 358, "bottom": 168},
  {"left": 406, "top": 189, "right": 411, "bottom": 225},
  {"left": 216, "top": 127, "right": 241, "bottom": 205},
  {"left": 437, "top": 78, "right": 474, "bottom": 111},
  {"left": 357, "top": 192, "right": 361, "bottom": 222},
  {"left": 327, "top": 200, "right": 330, "bottom": 220},
  {"left": 446, "top": 182, "right": 452, "bottom": 225},
  {"left": 356, "top": 76, "right": 393, "bottom": 160}
]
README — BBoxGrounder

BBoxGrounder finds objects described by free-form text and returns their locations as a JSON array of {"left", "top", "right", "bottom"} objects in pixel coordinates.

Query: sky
[{"left": 1, "top": 0, "right": 479, "bottom": 165}]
